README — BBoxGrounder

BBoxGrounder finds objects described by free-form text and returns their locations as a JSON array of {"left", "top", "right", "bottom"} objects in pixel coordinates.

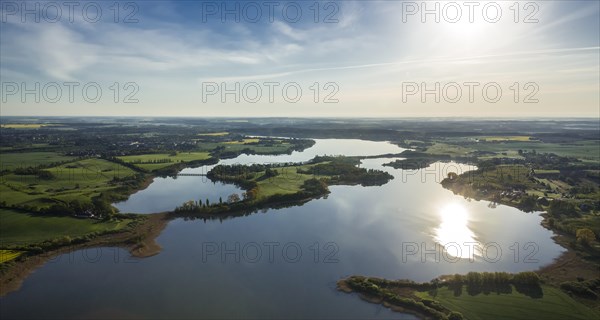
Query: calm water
[
  {"left": 1, "top": 140, "right": 564, "bottom": 319},
  {"left": 114, "top": 178, "right": 243, "bottom": 214},
  {"left": 114, "top": 139, "right": 407, "bottom": 214}
]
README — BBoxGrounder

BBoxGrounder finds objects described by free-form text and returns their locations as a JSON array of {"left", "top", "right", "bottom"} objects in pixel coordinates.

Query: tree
[
  {"left": 243, "top": 188, "right": 258, "bottom": 201},
  {"left": 547, "top": 200, "right": 577, "bottom": 216},
  {"left": 447, "top": 172, "right": 458, "bottom": 180},
  {"left": 37, "top": 170, "right": 55, "bottom": 180},
  {"left": 227, "top": 193, "right": 241, "bottom": 203},
  {"left": 448, "top": 311, "right": 464, "bottom": 320},
  {"left": 512, "top": 271, "right": 540, "bottom": 286},
  {"left": 518, "top": 195, "right": 538, "bottom": 212},
  {"left": 451, "top": 274, "right": 464, "bottom": 284},
  {"left": 264, "top": 168, "right": 278, "bottom": 178},
  {"left": 92, "top": 197, "right": 114, "bottom": 217},
  {"left": 576, "top": 228, "right": 596, "bottom": 246}
]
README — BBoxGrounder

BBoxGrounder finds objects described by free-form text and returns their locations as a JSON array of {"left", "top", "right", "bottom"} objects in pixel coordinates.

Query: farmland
[
  {"left": 0, "top": 118, "right": 598, "bottom": 318},
  {"left": 118, "top": 152, "right": 211, "bottom": 171},
  {"left": 224, "top": 138, "right": 260, "bottom": 144},
  {"left": 415, "top": 285, "right": 598, "bottom": 320},
  {"left": 0, "top": 158, "right": 137, "bottom": 209},
  {"left": 339, "top": 274, "right": 599, "bottom": 320},
  {"left": 0, "top": 152, "right": 75, "bottom": 171},
  {"left": 0, "top": 250, "right": 23, "bottom": 263},
  {"left": 478, "top": 136, "right": 533, "bottom": 142},
  {"left": 0, "top": 209, "right": 134, "bottom": 247},
  {"left": 0, "top": 124, "right": 50, "bottom": 129},
  {"left": 435, "top": 138, "right": 599, "bottom": 163},
  {"left": 197, "top": 132, "right": 229, "bottom": 136}
]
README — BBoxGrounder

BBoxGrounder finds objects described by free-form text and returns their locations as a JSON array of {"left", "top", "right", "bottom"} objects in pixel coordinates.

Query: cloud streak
[{"left": 0, "top": 0, "right": 598, "bottom": 117}]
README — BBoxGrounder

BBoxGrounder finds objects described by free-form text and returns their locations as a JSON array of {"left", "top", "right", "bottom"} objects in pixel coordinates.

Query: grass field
[
  {"left": 0, "top": 209, "right": 133, "bottom": 246},
  {"left": 0, "top": 158, "right": 136, "bottom": 208},
  {"left": 0, "top": 250, "right": 24, "bottom": 263},
  {"left": 249, "top": 163, "right": 332, "bottom": 198},
  {"left": 117, "top": 152, "right": 211, "bottom": 170},
  {"left": 197, "top": 141, "right": 297, "bottom": 154},
  {"left": 429, "top": 137, "right": 599, "bottom": 162},
  {"left": 415, "top": 285, "right": 599, "bottom": 320},
  {"left": 479, "top": 136, "right": 533, "bottom": 142},
  {"left": 255, "top": 167, "right": 315, "bottom": 198},
  {"left": 424, "top": 143, "right": 474, "bottom": 157},
  {"left": 466, "top": 140, "right": 600, "bottom": 162},
  {"left": 224, "top": 138, "right": 260, "bottom": 144},
  {"left": 0, "top": 124, "right": 49, "bottom": 129},
  {"left": 197, "top": 132, "right": 229, "bottom": 136},
  {"left": 0, "top": 152, "right": 75, "bottom": 170}
]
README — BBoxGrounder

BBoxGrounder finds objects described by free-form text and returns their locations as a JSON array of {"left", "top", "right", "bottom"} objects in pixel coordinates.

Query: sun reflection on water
[{"left": 434, "top": 203, "right": 480, "bottom": 259}]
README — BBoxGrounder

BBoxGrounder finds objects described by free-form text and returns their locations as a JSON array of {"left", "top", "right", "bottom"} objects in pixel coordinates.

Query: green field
[
  {"left": 467, "top": 140, "right": 600, "bottom": 162},
  {"left": 479, "top": 136, "right": 533, "bottom": 142},
  {"left": 427, "top": 137, "right": 599, "bottom": 163},
  {"left": 424, "top": 143, "right": 474, "bottom": 157},
  {"left": 197, "top": 132, "right": 229, "bottom": 136},
  {"left": 224, "top": 138, "right": 260, "bottom": 144},
  {"left": 0, "top": 158, "right": 136, "bottom": 208},
  {"left": 254, "top": 165, "right": 321, "bottom": 198},
  {"left": 0, "top": 249, "right": 24, "bottom": 263},
  {"left": 0, "top": 209, "right": 133, "bottom": 246},
  {"left": 0, "top": 124, "right": 49, "bottom": 129},
  {"left": 197, "top": 140, "right": 300, "bottom": 155},
  {"left": 0, "top": 152, "right": 75, "bottom": 170},
  {"left": 415, "top": 285, "right": 599, "bottom": 320},
  {"left": 118, "top": 152, "right": 211, "bottom": 170}
]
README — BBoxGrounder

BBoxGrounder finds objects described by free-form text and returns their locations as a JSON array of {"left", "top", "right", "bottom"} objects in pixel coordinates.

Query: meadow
[
  {"left": 0, "top": 158, "right": 136, "bottom": 208},
  {"left": 426, "top": 139, "right": 597, "bottom": 162},
  {"left": 0, "top": 250, "right": 23, "bottom": 263},
  {"left": 0, "top": 124, "right": 50, "bottom": 129},
  {"left": 478, "top": 136, "right": 533, "bottom": 142},
  {"left": 415, "top": 285, "right": 599, "bottom": 320},
  {"left": 254, "top": 164, "right": 325, "bottom": 198},
  {"left": 224, "top": 138, "right": 260, "bottom": 144},
  {"left": 0, "top": 152, "right": 75, "bottom": 170},
  {"left": 196, "top": 140, "right": 302, "bottom": 155},
  {"left": 0, "top": 209, "right": 133, "bottom": 247},
  {"left": 117, "top": 152, "right": 211, "bottom": 170},
  {"left": 197, "top": 132, "right": 229, "bottom": 136}
]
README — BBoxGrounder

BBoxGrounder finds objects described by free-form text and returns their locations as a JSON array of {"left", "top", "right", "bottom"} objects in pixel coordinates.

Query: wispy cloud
[{"left": 0, "top": 0, "right": 598, "bottom": 117}]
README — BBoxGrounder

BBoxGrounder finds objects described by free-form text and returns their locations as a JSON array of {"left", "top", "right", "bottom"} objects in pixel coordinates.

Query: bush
[
  {"left": 448, "top": 311, "right": 465, "bottom": 320},
  {"left": 576, "top": 228, "right": 596, "bottom": 246},
  {"left": 547, "top": 200, "right": 577, "bottom": 216},
  {"left": 560, "top": 280, "right": 599, "bottom": 299}
]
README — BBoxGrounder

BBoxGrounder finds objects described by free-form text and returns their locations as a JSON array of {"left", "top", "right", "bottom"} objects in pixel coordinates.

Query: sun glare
[
  {"left": 434, "top": 203, "right": 480, "bottom": 259},
  {"left": 431, "top": 1, "right": 516, "bottom": 56}
]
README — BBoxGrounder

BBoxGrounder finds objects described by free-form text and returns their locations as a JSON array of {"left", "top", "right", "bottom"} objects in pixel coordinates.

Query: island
[{"left": 170, "top": 155, "right": 393, "bottom": 218}]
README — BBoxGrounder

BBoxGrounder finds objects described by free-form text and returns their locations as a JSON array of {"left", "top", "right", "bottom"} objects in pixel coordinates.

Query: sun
[{"left": 431, "top": 1, "right": 514, "bottom": 56}]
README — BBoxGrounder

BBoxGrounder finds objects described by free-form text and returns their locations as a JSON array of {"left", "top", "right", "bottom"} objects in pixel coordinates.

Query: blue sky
[{"left": 1, "top": 0, "right": 598, "bottom": 117}]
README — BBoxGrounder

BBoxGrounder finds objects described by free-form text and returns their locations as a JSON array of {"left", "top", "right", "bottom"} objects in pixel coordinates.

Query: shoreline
[
  {"left": 443, "top": 185, "right": 599, "bottom": 285},
  {"left": 336, "top": 273, "right": 599, "bottom": 319},
  {"left": 0, "top": 212, "right": 169, "bottom": 297},
  {"left": 2, "top": 159, "right": 596, "bottom": 303}
]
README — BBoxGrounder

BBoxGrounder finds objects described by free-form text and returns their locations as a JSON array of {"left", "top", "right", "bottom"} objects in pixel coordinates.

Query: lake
[{"left": 0, "top": 139, "right": 564, "bottom": 319}]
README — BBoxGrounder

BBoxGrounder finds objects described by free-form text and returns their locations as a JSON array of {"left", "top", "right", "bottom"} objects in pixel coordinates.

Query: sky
[{"left": 1, "top": 0, "right": 599, "bottom": 117}]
